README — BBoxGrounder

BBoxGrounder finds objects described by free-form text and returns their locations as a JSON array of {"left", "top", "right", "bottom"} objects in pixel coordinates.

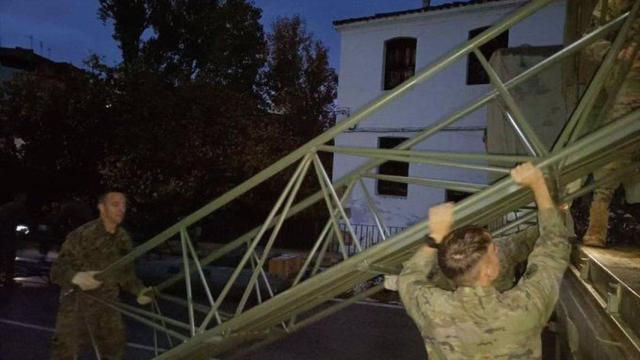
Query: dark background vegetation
[{"left": 0, "top": 0, "right": 338, "bottom": 248}]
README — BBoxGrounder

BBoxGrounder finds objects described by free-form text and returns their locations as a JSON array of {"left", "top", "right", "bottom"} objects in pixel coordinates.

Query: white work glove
[
  {"left": 71, "top": 271, "right": 102, "bottom": 291},
  {"left": 384, "top": 275, "right": 399, "bottom": 291},
  {"left": 137, "top": 287, "right": 154, "bottom": 305}
]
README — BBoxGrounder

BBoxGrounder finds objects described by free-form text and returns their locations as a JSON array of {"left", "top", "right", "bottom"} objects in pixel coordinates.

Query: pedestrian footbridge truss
[{"left": 92, "top": 1, "right": 640, "bottom": 358}]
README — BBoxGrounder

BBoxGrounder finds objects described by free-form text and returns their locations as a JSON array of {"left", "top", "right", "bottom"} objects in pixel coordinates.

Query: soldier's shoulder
[
  {"left": 118, "top": 226, "right": 132, "bottom": 238},
  {"left": 69, "top": 219, "right": 101, "bottom": 238}
]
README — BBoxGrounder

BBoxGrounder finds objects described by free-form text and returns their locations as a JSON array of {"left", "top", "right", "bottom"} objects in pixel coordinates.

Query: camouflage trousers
[
  {"left": 50, "top": 294, "right": 125, "bottom": 360},
  {"left": 591, "top": 73, "right": 640, "bottom": 205}
]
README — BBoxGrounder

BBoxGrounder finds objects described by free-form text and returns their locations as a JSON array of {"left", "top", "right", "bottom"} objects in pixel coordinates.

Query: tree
[
  {"left": 263, "top": 16, "right": 338, "bottom": 139},
  {"left": 0, "top": 6, "right": 338, "bottom": 239},
  {"left": 0, "top": 67, "right": 112, "bottom": 199},
  {"left": 98, "top": 0, "right": 266, "bottom": 92},
  {"left": 98, "top": 0, "right": 149, "bottom": 66}
]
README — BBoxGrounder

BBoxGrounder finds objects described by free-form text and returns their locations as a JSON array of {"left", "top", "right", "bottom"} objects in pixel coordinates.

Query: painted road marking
[{"left": 0, "top": 318, "right": 165, "bottom": 352}]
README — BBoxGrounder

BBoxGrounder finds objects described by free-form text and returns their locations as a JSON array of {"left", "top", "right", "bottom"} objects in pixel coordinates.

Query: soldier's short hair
[
  {"left": 97, "top": 190, "right": 127, "bottom": 204},
  {"left": 438, "top": 225, "right": 492, "bottom": 285}
]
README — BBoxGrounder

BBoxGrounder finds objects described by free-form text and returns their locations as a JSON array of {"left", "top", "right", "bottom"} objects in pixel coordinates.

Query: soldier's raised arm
[
  {"left": 509, "top": 163, "right": 571, "bottom": 325},
  {"left": 397, "top": 203, "right": 454, "bottom": 329}
]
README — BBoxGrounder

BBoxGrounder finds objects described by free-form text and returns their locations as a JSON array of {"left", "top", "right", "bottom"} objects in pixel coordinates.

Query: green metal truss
[{"left": 83, "top": 0, "right": 640, "bottom": 358}]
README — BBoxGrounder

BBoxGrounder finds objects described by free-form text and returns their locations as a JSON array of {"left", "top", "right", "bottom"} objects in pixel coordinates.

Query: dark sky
[{"left": 0, "top": 0, "right": 457, "bottom": 71}]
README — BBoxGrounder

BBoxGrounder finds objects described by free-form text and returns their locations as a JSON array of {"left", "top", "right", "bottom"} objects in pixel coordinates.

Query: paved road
[{"left": 0, "top": 269, "right": 425, "bottom": 360}]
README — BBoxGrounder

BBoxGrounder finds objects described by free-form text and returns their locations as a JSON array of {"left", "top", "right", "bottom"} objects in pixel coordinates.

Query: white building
[{"left": 332, "top": 0, "right": 567, "bottom": 231}]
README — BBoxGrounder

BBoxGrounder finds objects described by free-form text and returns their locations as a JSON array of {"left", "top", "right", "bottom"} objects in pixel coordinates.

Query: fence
[{"left": 329, "top": 223, "right": 406, "bottom": 257}]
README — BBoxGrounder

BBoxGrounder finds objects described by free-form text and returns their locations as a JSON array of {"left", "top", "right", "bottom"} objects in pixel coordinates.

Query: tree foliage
[
  {"left": 0, "top": 68, "right": 110, "bottom": 198},
  {"left": 263, "top": 16, "right": 337, "bottom": 139},
  {"left": 0, "top": 4, "right": 337, "bottom": 237}
]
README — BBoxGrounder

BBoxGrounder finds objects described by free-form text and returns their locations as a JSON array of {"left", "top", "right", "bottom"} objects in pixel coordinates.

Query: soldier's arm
[
  {"left": 117, "top": 232, "right": 145, "bottom": 296},
  {"left": 511, "top": 208, "right": 570, "bottom": 326},
  {"left": 509, "top": 163, "right": 570, "bottom": 325},
  {"left": 398, "top": 203, "right": 453, "bottom": 329},
  {"left": 398, "top": 245, "right": 439, "bottom": 330},
  {"left": 50, "top": 232, "right": 82, "bottom": 288}
]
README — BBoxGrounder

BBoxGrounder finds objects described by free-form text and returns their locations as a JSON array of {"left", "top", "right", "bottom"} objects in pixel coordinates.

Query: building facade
[{"left": 332, "top": 0, "right": 567, "bottom": 230}]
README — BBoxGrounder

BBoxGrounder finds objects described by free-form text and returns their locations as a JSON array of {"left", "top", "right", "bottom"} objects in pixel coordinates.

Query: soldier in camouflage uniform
[
  {"left": 50, "top": 191, "right": 152, "bottom": 360},
  {"left": 398, "top": 162, "right": 570, "bottom": 359},
  {"left": 582, "top": 0, "right": 640, "bottom": 247}
]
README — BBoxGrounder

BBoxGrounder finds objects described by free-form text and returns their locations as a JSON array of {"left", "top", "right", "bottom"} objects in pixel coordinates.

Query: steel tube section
[
  {"left": 359, "top": 178, "right": 390, "bottom": 239},
  {"left": 107, "top": 299, "right": 192, "bottom": 331},
  {"left": 554, "top": 4, "right": 639, "bottom": 151},
  {"left": 319, "top": 145, "right": 533, "bottom": 165},
  {"left": 492, "top": 211, "right": 537, "bottom": 236},
  {"left": 250, "top": 252, "right": 288, "bottom": 332},
  {"left": 249, "top": 254, "right": 263, "bottom": 305},
  {"left": 184, "top": 232, "right": 222, "bottom": 325},
  {"left": 180, "top": 229, "right": 196, "bottom": 336},
  {"left": 325, "top": 149, "right": 511, "bottom": 174},
  {"left": 473, "top": 48, "right": 548, "bottom": 157},
  {"left": 198, "top": 155, "right": 312, "bottom": 332},
  {"left": 252, "top": 252, "right": 276, "bottom": 299},
  {"left": 156, "top": 293, "right": 216, "bottom": 315},
  {"left": 312, "top": 225, "right": 335, "bottom": 277},
  {"left": 389, "top": 153, "right": 510, "bottom": 173},
  {"left": 81, "top": 293, "right": 189, "bottom": 342},
  {"left": 153, "top": 320, "right": 159, "bottom": 357},
  {"left": 504, "top": 110, "right": 538, "bottom": 156},
  {"left": 236, "top": 156, "right": 312, "bottom": 315},
  {"left": 291, "top": 181, "right": 356, "bottom": 288},
  {"left": 365, "top": 173, "right": 489, "bottom": 193},
  {"left": 314, "top": 158, "right": 350, "bottom": 259},
  {"left": 387, "top": 174, "right": 485, "bottom": 194},
  {"left": 156, "top": 230, "right": 255, "bottom": 292},
  {"left": 114, "top": 12, "right": 624, "bottom": 293},
  {"left": 314, "top": 155, "right": 363, "bottom": 252},
  {"left": 152, "top": 300, "right": 175, "bottom": 348},
  {"left": 100, "top": 0, "right": 555, "bottom": 279}
]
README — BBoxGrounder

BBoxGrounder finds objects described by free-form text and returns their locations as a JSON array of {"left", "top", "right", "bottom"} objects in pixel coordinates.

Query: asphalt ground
[{"left": 0, "top": 254, "right": 425, "bottom": 360}]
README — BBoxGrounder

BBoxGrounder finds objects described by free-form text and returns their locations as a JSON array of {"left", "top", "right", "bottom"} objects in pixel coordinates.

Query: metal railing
[{"left": 327, "top": 223, "right": 406, "bottom": 257}]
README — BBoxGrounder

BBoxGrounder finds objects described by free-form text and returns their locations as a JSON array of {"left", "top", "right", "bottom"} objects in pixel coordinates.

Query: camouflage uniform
[
  {"left": 583, "top": 0, "right": 640, "bottom": 245},
  {"left": 398, "top": 208, "right": 569, "bottom": 359},
  {"left": 50, "top": 219, "right": 144, "bottom": 360}
]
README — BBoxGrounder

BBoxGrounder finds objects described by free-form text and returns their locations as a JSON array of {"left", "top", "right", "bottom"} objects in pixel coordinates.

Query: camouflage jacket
[
  {"left": 50, "top": 219, "right": 144, "bottom": 301},
  {"left": 586, "top": 1, "right": 639, "bottom": 57},
  {"left": 398, "top": 208, "right": 570, "bottom": 359}
]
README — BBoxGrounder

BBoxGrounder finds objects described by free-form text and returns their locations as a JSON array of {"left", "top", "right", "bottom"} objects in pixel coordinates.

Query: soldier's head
[
  {"left": 98, "top": 191, "right": 127, "bottom": 228},
  {"left": 437, "top": 225, "right": 500, "bottom": 287}
]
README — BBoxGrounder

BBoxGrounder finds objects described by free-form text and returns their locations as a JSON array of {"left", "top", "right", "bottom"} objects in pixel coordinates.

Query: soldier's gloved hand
[
  {"left": 71, "top": 271, "right": 102, "bottom": 291},
  {"left": 137, "top": 287, "right": 154, "bottom": 305}
]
